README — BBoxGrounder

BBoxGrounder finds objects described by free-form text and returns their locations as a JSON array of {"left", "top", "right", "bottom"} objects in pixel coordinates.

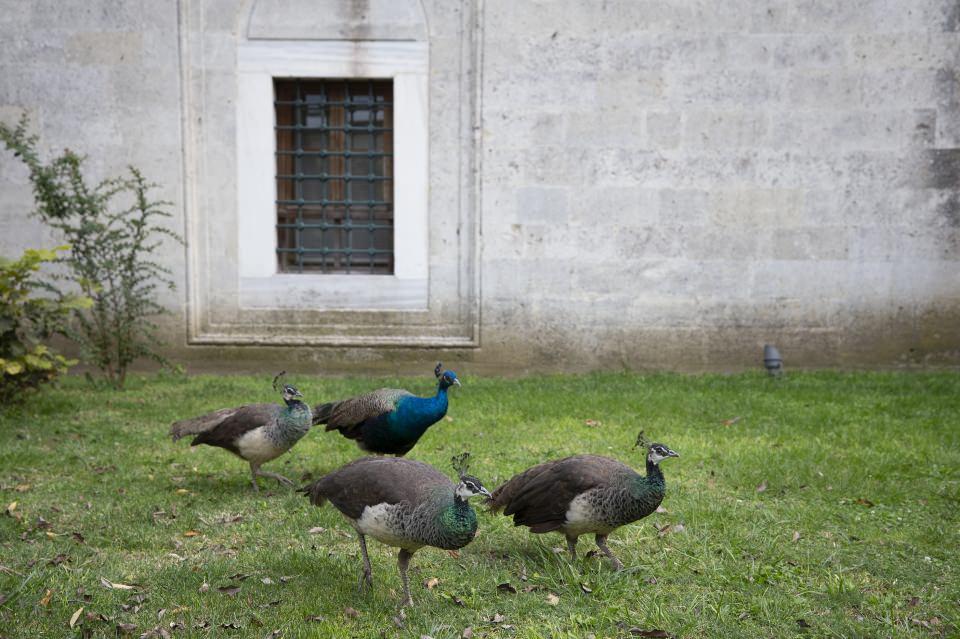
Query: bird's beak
[
  {"left": 295, "top": 389, "right": 304, "bottom": 398},
  {"left": 479, "top": 486, "right": 491, "bottom": 498},
  {"left": 453, "top": 378, "right": 462, "bottom": 387},
  {"left": 667, "top": 449, "right": 679, "bottom": 458}
]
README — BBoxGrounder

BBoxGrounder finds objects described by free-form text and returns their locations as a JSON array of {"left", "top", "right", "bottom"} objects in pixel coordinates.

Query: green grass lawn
[{"left": 0, "top": 371, "right": 958, "bottom": 638}]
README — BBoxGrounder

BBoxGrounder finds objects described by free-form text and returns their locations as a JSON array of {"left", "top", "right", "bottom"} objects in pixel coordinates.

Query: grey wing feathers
[
  {"left": 312, "top": 388, "right": 412, "bottom": 430},
  {"left": 171, "top": 404, "right": 279, "bottom": 443},
  {"left": 489, "top": 455, "right": 629, "bottom": 532},
  {"left": 303, "top": 457, "right": 450, "bottom": 519},
  {"left": 170, "top": 407, "right": 241, "bottom": 441}
]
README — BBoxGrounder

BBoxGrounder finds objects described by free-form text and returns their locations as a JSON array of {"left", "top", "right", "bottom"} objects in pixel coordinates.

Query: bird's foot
[
  {"left": 609, "top": 557, "right": 625, "bottom": 572},
  {"left": 257, "top": 470, "right": 295, "bottom": 487},
  {"left": 357, "top": 569, "right": 373, "bottom": 593},
  {"left": 400, "top": 594, "right": 414, "bottom": 608}
]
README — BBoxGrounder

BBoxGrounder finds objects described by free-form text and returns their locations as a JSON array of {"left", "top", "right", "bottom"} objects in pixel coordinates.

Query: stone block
[
  {"left": 682, "top": 111, "right": 769, "bottom": 149},
  {"left": 647, "top": 111, "right": 682, "bottom": 149},
  {"left": 515, "top": 186, "right": 570, "bottom": 224},
  {"left": 65, "top": 32, "right": 143, "bottom": 66},
  {"left": 710, "top": 188, "right": 804, "bottom": 227}
]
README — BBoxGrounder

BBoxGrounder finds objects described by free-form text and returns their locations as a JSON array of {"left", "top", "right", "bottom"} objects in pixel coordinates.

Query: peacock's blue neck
[{"left": 390, "top": 386, "right": 449, "bottom": 437}]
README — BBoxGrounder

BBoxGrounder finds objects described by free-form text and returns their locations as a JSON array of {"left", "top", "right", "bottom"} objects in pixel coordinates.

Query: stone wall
[{"left": 1, "top": 0, "right": 958, "bottom": 374}]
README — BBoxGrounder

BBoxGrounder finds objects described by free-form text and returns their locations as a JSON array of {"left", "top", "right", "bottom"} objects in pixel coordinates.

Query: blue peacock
[{"left": 312, "top": 362, "right": 460, "bottom": 456}]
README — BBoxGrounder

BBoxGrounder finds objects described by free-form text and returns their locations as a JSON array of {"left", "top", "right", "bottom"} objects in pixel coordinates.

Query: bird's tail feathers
[
  {"left": 311, "top": 402, "right": 335, "bottom": 426},
  {"left": 169, "top": 407, "right": 236, "bottom": 442},
  {"left": 299, "top": 481, "right": 328, "bottom": 507}
]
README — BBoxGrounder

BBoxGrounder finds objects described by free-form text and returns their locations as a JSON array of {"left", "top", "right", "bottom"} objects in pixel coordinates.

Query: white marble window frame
[{"left": 235, "top": 40, "right": 429, "bottom": 311}]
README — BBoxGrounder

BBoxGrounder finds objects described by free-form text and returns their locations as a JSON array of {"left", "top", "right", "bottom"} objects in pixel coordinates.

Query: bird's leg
[
  {"left": 397, "top": 549, "right": 414, "bottom": 607},
  {"left": 356, "top": 534, "right": 373, "bottom": 592},
  {"left": 255, "top": 468, "right": 295, "bottom": 487},
  {"left": 595, "top": 534, "right": 624, "bottom": 571},
  {"left": 566, "top": 534, "right": 578, "bottom": 561},
  {"left": 249, "top": 462, "right": 260, "bottom": 492}
]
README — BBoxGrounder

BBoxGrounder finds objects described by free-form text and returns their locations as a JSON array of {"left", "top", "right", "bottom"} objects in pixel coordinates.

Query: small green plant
[
  {"left": 0, "top": 114, "right": 183, "bottom": 388},
  {"left": 0, "top": 246, "right": 90, "bottom": 404}
]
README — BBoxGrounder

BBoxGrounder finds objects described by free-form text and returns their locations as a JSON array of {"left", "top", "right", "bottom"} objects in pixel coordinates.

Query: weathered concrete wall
[
  {"left": 1, "top": 0, "right": 958, "bottom": 374},
  {"left": 478, "top": 0, "right": 960, "bottom": 371}
]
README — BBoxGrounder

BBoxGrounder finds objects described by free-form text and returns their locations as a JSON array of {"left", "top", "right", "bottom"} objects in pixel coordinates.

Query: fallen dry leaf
[
  {"left": 198, "top": 582, "right": 209, "bottom": 593},
  {"left": 100, "top": 577, "right": 136, "bottom": 590},
  {"left": 307, "top": 527, "right": 326, "bottom": 534},
  {"left": 304, "top": 615, "right": 324, "bottom": 623},
  {"left": 40, "top": 588, "right": 53, "bottom": 606},
  {"left": 175, "top": 489, "right": 189, "bottom": 495},
  {"left": 183, "top": 530, "right": 201, "bottom": 537},
  {"left": 580, "top": 583, "right": 592, "bottom": 594},
  {"left": 14, "top": 484, "right": 31, "bottom": 492},
  {"left": 117, "top": 622, "right": 137, "bottom": 634},
  {"left": 217, "top": 586, "right": 241, "bottom": 597},
  {"left": 6, "top": 502, "right": 20, "bottom": 521},
  {"left": 796, "top": 619, "right": 811, "bottom": 629},
  {"left": 496, "top": 582, "right": 517, "bottom": 594},
  {"left": 72, "top": 532, "right": 85, "bottom": 544},
  {"left": 792, "top": 531, "right": 801, "bottom": 543},
  {"left": 657, "top": 524, "right": 672, "bottom": 537},
  {"left": 545, "top": 593, "right": 560, "bottom": 606},
  {"left": 655, "top": 505, "right": 669, "bottom": 514},
  {"left": 69, "top": 607, "right": 84, "bottom": 629},
  {"left": 447, "top": 550, "right": 460, "bottom": 559},
  {"left": 462, "top": 627, "right": 473, "bottom": 639},
  {"left": 264, "top": 631, "right": 282, "bottom": 639},
  {"left": 855, "top": 498, "right": 875, "bottom": 507},
  {"left": 343, "top": 606, "right": 360, "bottom": 619},
  {"left": 907, "top": 596, "right": 920, "bottom": 607},
  {"left": 756, "top": 481, "right": 767, "bottom": 493},
  {"left": 48, "top": 554, "right": 69, "bottom": 566},
  {"left": 584, "top": 419, "right": 602, "bottom": 427},
  {"left": 424, "top": 577, "right": 439, "bottom": 590},
  {"left": 489, "top": 613, "right": 505, "bottom": 624},
  {"left": 722, "top": 416, "right": 742, "bottom": 426},
  {"left": 261, "top": 577, "right": 274, "bottom": 585},
  {"left": 629, "top": 630, "right": 671, "bottom": 638}
]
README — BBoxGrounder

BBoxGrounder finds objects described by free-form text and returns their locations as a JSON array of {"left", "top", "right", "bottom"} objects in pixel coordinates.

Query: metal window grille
[{"left": 274, "top": 78, "right": 394, "bottom": 274}]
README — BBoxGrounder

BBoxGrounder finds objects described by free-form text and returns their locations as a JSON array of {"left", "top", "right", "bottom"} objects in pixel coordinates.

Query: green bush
[
  {"left": 0, "top": 114, "right": 183, "bottom": 388},
  {"left": 0, "top": 246, "right": 91, "bottom": 404}
]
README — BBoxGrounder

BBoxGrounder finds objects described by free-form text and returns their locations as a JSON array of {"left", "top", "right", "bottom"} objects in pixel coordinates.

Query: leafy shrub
[
  {"left": 0, "top": 246, "right": 91, "bottom": 404},
  {"left": 0, "top": 114, "right": 183, "bottom": 388}
]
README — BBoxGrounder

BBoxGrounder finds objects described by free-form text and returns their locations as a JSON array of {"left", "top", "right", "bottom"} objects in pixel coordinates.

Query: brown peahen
[
  {"left": 488, "top": 433, "right": 678, "bottom": 570},
  {"left": 169, "top": 373, "right": 312, "bottom": 491},
  {"left": 301, "top": 453, "right": 489, "bottom": 607}
]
